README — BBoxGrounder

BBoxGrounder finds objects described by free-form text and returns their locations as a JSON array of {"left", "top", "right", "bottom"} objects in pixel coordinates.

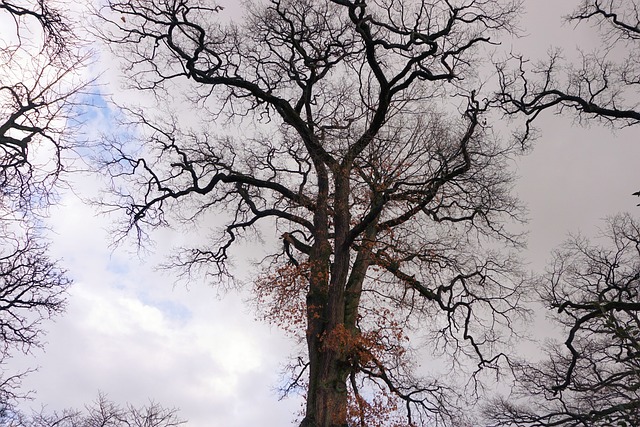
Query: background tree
[
  {"left": 95, "top": 1, "right": 532, "bottom": 426},
  {"left": 482, "top": 1, "right": 640, "bottom": 424},
  {"left": 496, "top": 0, "right": 640, "bottom": 140},
  {"left": 485, "top": 213, "right": 640, "bottom": 427},
  {"left": 0, "top": 0, "right": 86, "bottom": 409},
  {"left": 0, "top": 231, "right": 69, "bottom": 403},
  {"left": 0, "top": 393, "right": 185, "bottom": 427},
  {"left": 1, "top": 0, "right": 86, "bottom": 209}
]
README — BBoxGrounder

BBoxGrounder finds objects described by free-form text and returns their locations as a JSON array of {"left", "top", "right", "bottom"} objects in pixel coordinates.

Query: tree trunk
[
  {"left": 300, "top": 168, "right": 354, "bottom": 427},
  {"left": 302, "top": 255, "right": 351, "bottom": 427},
  {"left": 301, "top": 335, "right": 350, "bottom": 427}
]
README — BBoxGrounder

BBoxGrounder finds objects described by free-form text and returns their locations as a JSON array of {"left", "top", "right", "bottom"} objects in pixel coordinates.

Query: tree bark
[
  {"left": 302, "top": 334, "right": 350, "bottom": 427},
  {"left": 301, "top": 169, "right": 353, "bottom": 427}
]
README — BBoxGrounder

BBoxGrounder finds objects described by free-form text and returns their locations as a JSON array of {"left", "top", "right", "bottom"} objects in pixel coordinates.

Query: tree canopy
[{"left": 94, "top": 0, "right": 534, "bottom": 425}]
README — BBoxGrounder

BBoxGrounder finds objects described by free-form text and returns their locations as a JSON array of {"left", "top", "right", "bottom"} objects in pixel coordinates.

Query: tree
[
  {"left": 94, "top": 1, "right": 531, "bottom": 426},
  {"left": 1, "top": 0, "right": 86, "bottom": 211},
  {"left": 0, "top": 393, "right": 185, "bottom": 427},
  {"left": 496, "top": 0, "right": 640, "bottom": 143},
  {"left": 0, "top": 0, "right": 85, "bottom": 406},
  {"left": 481, "top": 2, "right": 640, "bottom": 424},
  {"left": 485, "top": 213, "right": 640, "bottom": 427},
  {"left": 0, "top": 229, "right": 69, "bottom": 368}
]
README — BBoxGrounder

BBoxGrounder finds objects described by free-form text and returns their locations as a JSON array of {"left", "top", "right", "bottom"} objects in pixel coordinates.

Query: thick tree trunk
[
  {"left": 302, "top": 259, "right": 351, "bottom": 427},
  {"left": 301, "top": 335, "right": 350, "bottom": 427},
  {"left": 301, "top": 168, "right": 354, "bottom": 427}
]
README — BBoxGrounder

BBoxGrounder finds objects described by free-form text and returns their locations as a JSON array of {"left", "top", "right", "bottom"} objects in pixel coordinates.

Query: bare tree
[
  {"left": 1, "top": 0, "right": 86, "bottom": 212},
  {"left": 0, "top": 0, "right": 86, "bottom": 408},
  {"left": 496, "top": 0, "right": 640, "bottom": 143},
  {"left": 481, "top": 3, "right": 640, "bottom": 422},
  {"left": 0, "top": 230, "right": 69, "bottom": 349},
  {"left": 94, "top": 1, "right": 531, "bottom": 426},
  {"left": 0, "top": 393, "right": 185, "bottom": 427},
  {"left": 485, "top": 213, "right": 640, "bottom": 427}
]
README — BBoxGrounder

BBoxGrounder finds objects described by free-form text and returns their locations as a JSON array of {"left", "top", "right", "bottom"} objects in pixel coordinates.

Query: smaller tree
[
  {"left": 0, "top": 231, "right": 68, "bottom": 351},
  {"left": 1, "top": 0, "right": 87, "bottom": 212},
  {"left": 496, "top": 0, "right": 640, "bottom": 143},
  {"left": 0, "top": 0, "right": 86, "bottom": 408},
  {"left": 485, "top": 213, "right": 640, "bottom": 427},
  {"left": 0, "top": 393, "right": 185, "bottom": 427}
]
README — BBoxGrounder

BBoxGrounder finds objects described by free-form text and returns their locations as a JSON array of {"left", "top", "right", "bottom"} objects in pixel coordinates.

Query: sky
[{"left": 5, "top": 0, "right": 640, "bottom": 426}]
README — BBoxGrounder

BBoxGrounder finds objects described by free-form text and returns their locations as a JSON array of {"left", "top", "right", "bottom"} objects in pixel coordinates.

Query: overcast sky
[{"left": 6, "top": 0, "right": 640, "bottom": 426}]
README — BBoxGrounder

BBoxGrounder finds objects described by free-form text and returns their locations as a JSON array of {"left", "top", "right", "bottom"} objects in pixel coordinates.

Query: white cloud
[{"left": 6, "top": 172, "right": 301, "bottom": 425}]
